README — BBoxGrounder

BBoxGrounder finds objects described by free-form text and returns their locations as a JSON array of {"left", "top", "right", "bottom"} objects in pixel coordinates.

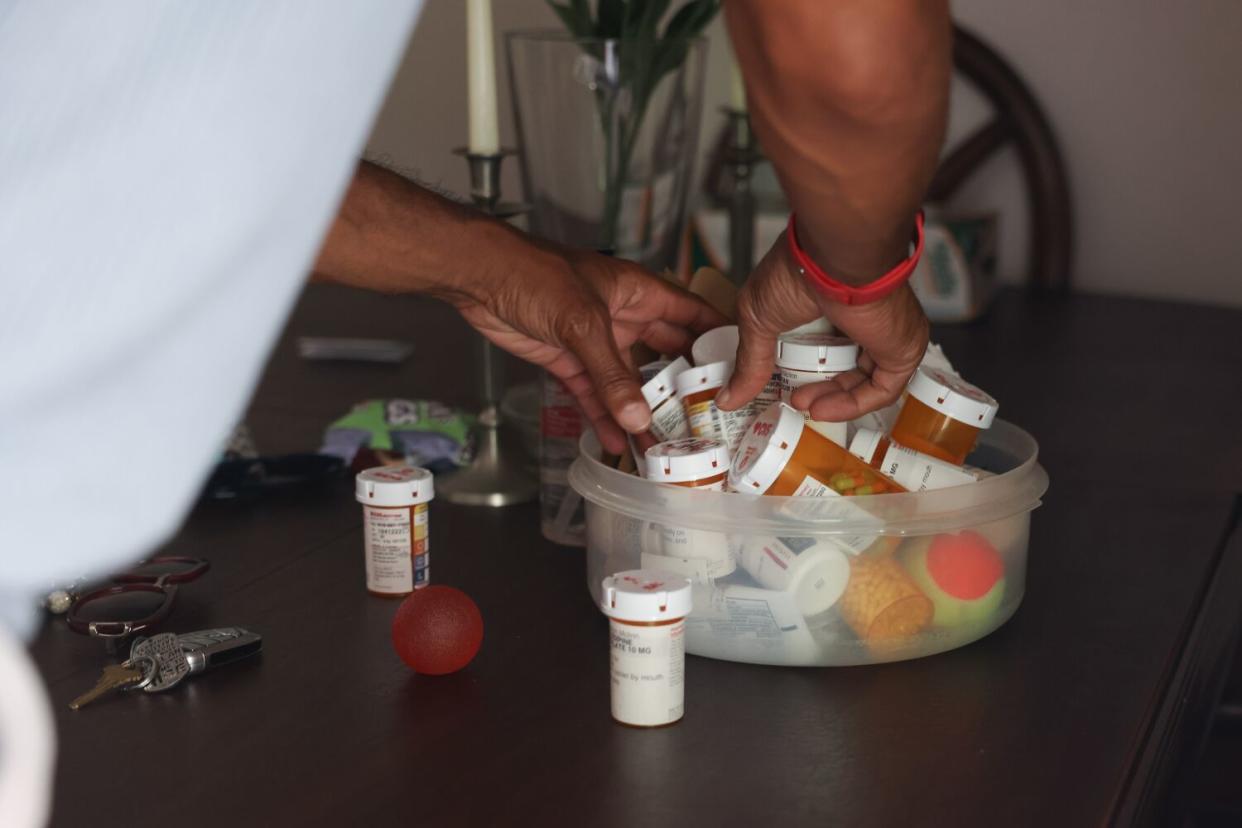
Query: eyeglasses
[
  {"left": 202, "top": 453, "right": 344, "bottom": 501},
  {"left": 66, "top": 556, "right": 210, "bottom": 640}
]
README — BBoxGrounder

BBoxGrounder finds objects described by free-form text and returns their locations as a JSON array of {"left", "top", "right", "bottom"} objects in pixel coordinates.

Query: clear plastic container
[
  {"left": 540, "top": 372, "right": 585, "bottom": 545},
  {"left": 640, "top": 438, "right": 735, "bottom": 580},
  {"left": 570, "top": 419, "right": 1048, "bottom": 666}
]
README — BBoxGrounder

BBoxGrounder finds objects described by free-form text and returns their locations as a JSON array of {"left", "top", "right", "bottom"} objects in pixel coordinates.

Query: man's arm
[
  {"left": 717, "top": 0, "right": 951, "bottom": 418},
  {"left": 312, "top": 162, "right": 725, "bottom": 452}
]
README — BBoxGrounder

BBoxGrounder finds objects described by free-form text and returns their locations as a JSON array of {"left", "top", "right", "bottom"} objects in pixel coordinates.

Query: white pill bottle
[{"left": 601, "top": 570, "right": 693, "bottom": 727}]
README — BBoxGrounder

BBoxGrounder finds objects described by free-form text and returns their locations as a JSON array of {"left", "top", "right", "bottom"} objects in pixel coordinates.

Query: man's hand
[
  {"left": 716, "top": 230, "right": 928, "bottom": 421},
  {"left": 313, "top": 162, "right": 724, "bottom": 454},
  {"left": 449, "top": 238, "right": 724, "bottom": 453},
  {"left": 716, "top": 0, "right": 948, "bottom": 422}
]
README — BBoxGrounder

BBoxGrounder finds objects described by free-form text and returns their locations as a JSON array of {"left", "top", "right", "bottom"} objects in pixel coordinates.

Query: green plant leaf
[
  {"left": 662, "top": 0, "right": 718, "bottom": 39},
  {"left": 547, "top": 1, "right": 593, "bottom": 37},
  {"left": 596, "top": 0, "right": 625, "bottom": 38},
  {"left": 634, "top": 0, "right": 671, "bottom": 40}
]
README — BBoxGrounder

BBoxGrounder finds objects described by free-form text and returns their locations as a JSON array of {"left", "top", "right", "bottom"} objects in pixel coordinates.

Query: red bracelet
[{"left": 787, "top": 211, "right": 925, "bottom": 306}]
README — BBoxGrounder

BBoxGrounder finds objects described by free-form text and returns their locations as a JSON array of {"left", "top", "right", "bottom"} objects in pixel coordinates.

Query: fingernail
[
  {"left": 715, "top": 387, "right": 732, "bottom": 410},
  {"left": 618, "top": 401, "right": 651, "bottom": 433}
]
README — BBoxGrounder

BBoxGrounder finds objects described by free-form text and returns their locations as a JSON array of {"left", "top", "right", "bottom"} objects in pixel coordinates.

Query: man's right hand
[{"left": 716, "top": 230, "right": 929, "bottom": 422}]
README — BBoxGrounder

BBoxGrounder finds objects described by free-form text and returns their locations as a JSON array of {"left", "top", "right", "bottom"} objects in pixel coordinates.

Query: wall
[{"left": 366, "top": 0, "right": 1242, "bottom": 307}]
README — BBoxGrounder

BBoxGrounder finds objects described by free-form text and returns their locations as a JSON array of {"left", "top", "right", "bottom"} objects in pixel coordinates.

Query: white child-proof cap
[
  {"left": 640, "top": 356, "right": 691, "bottom": 408},
  {"left": 848, "top": 428, "right": 885, "bottom": 464},
  {"left": 905, "top": 365, "right": 999, "bottom": 428},
  {"left": 691, "top": 325, "right": 739, "bottom": 366},
  {"left": 355, "top": 465, "right": 434, "bottom": 507},
  {"left": 644, "top": 437, "right": 731, "bottom": 483},
  {"left": 639, "top": 358, "right": 671, "bottom": 383},
  {"left": 728, "top": 403, "right": 807, "bottom": 494},
  {"left": 674, "top": 360, "right": 732, "bottom": 399},
  {"left": 601, "top": 570, "right": 694, "bottom": 622},
  {"left": 775, "top": 333, "right": 859, "bottom": 373}
]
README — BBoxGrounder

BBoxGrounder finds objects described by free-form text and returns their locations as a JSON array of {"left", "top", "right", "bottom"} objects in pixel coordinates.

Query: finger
[
  {"left": 617, "top": 268, "right": 728, "bottom": 334},
  {"left": 560, "top": 309, "right": 652, "bottom": 434},
  {"left": 554, "top": 368, "right": 628, "bottom": 455},
  {"left": 788, "top": 371, "right": 866, "bottom": 412},
  {"left": 637, "top": 320, "right": 695, "bottom": 359},
  {"left": 630, "top": 429, "right": 659, "bottom": 455},
  {"left": 716, "top": 292, "right": 777, "bottom": 411},
  {"left": 805, "top": 366, "right": 911, "bottom": 423}
]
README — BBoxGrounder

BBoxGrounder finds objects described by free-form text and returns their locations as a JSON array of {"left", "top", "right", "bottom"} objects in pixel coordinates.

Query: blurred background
[{"left": 366, "top": 0, "right": 1242, "bottom": 308}]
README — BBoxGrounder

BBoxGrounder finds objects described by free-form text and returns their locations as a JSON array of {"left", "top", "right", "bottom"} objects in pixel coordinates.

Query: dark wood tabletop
[{"left": 30, "top": 285, "right": 1242, "bottom": 828}]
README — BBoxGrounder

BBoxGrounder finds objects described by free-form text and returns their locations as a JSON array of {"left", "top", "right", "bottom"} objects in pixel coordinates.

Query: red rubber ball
[{"left": 391, "top": 586, "right": 484, "bottom": 675}]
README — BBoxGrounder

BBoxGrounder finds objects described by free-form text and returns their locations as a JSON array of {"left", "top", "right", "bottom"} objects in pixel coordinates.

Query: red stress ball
[{"left": 391, "top": 586, "right": 484, "bottom": 675}]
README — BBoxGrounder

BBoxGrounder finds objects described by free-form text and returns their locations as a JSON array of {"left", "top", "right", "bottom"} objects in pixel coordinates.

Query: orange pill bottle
[
  {"left": 848, "top": 428, "right": 978, "bottom": 492},
  {"left": 890, "top": 366, "right": 999, "bottom": 466},
  {"left": 676, "top": 361, "right": 758, "bottom": 456},
  {"left": 729, "top": 403, "right": 903, "bottom": 498},
  {"left": 728, "top": 404, "right": 902, "bottom": 557}
]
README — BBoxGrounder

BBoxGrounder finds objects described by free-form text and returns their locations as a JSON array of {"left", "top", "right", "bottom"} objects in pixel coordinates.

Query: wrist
[{"left": 788, "top": 212, "right": 924, "bottom": 306}]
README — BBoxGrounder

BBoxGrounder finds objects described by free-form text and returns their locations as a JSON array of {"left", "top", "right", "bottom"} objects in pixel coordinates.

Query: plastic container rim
[{"left": 569, "top": 418, "right": 1049, "bottom": 536}]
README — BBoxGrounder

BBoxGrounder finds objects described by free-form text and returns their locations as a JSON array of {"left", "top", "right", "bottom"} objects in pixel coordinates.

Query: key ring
[{"left": 120, "top": 656, "right": 159, "bottom": 692}]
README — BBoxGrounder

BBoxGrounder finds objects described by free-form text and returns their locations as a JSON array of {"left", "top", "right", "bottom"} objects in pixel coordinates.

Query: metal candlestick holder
[
  {"left": 723, "top": 108, "right": 763, "bottom": 285},
  {"left": 436, "top": 149, "right": 539, "bottom": 507}
]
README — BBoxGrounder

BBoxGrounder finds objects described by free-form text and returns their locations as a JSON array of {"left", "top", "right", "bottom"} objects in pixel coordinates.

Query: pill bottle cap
[
  {"left": 601, "top": 570, "right": 693, "bottom": 621},
  {"left": 848, "top": 428, "right": 884, "bottom": 464},
  {"left": 640, "top": 356, "right": 691, "bottom": 408},
  {"left": 644, "top": 437, "right": 731, "bottom": 483},
  {"left": 638, "top": 359, "right": 671, "bottom": 383},
  {"left": 906, "top": 366, "right": 999, "bottom": 428},
  {"left": 691, "top": 325, "right": 740, "bottom": 366},
  {"left": 776, "top": 333, "right": 858, "bottom": 373},
  {"left": 785, "top": 540, "right": 850, "bottom": 616},
  {"left": 674, "top": 360, "right": 732, "bottom": 398},
  {"left": 729, "top": 403, "right": 806, "bottom": 494},
  {"left": 355, "top": 465, "right": 434, "bottom": 506}
]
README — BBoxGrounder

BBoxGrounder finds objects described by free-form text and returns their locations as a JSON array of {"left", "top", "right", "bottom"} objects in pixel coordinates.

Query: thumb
[
  {"left": 560, "top": 310, "right": 651, "bottom": 434},
  {"left": 717, "top": 317, "right": 777, "bottom": 411}
]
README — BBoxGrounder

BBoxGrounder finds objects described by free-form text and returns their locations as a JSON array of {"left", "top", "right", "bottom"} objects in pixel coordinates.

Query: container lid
[
  {"left": 691, "top": 325, "right": 739, "bottom": 366},
  {"left": 644, "top": 437, "right": 730, "bottom": 483},
  {"left": 848, "top": 428, "right": 884, "bottom": 464},
  {"left": 640, "top": 356, "right": 691, "bottom": 408},
  {"left": 355, "top": 465, "right": 434, "bottom": 506},
  {"left": 638, "top": 359, "right": 671, "bottom": 383},
  {"left": 674, "top": 360, "right": 732, "bottom": 398},
  {"left": 600, "top": 570, "right": 693, "bottom": 621},
  {"left": 728, "top": 403, "right": 806, "bottom": 494},
  {"left": 786, "top": 540, "right": 850, "bottom": 616},
  {"left": 776, "top": 333, "right": 859, "bottom": 373},
  {"left": 905, "top": 366, "right": 999, "bottom": 428}
]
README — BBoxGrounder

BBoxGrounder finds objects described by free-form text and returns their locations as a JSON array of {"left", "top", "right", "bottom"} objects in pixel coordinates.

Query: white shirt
[{"left": 0, "top": 2, "right": 425, "bottom": 823}]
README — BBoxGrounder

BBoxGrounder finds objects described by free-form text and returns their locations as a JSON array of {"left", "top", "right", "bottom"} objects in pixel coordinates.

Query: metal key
[
  {"left": 129, "top": 633, "right": 189, "bottom": 692},
  {"left": 130, "top": 627, "right": 262, "bottom": 693},
  {"left": 68, "top": 659, "right": 154, "bottom": 710}
]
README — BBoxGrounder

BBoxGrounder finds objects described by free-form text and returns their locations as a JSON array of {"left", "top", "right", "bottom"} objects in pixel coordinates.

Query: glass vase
[{"left": 506, "top": 32, "right": 707, "bottom": 271}]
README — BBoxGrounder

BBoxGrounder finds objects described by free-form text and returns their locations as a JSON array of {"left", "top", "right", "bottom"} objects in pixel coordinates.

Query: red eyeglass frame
[{"left": 65, "top": 556, "right": 210, "bottom": 639}]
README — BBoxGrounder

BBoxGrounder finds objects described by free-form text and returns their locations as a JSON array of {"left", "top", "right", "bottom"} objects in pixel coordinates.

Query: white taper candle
[{"left": 466, "top": 0, "right": 500, "bottom": 154}]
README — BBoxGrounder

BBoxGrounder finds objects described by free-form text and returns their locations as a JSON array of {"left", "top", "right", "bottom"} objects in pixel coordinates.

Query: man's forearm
[
  {"left": 726, "top": 0, "right": 951, "bottom": 285},
  {"left": 311, "top": 161, "right": 546, "bottom": 302}
]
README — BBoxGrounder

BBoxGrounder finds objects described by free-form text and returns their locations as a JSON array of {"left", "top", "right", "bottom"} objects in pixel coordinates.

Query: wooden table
[{"left": 30, "top": 286, "right": 1242, "bottom": 827}]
